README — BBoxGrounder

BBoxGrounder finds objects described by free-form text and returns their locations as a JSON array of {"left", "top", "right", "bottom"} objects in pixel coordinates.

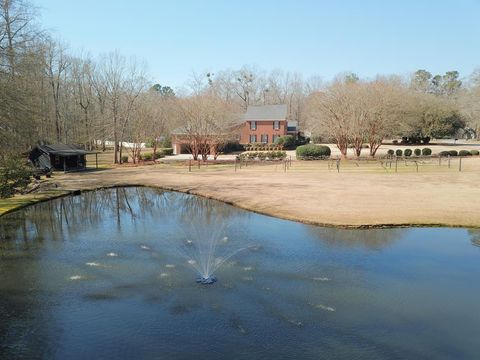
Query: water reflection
[
  {"left": 308, "top": 226, "right": 406, "bottom": 249},
  {"left": 0, "top": 189, "right": 479, "bottom": 359},
  {"left": 469, "top": 229, "right": 480, "bottom": 247}
]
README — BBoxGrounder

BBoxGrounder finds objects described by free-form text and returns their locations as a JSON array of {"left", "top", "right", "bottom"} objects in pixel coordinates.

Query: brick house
[
  {"left": 171, "top": 104, "right": 297, "bottom": 154},
  {"left": 239, "top": 104, "right": 296, "bottom": 144}
]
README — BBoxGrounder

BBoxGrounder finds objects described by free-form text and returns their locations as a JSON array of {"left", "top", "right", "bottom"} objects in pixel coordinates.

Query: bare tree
[{"left": 176, "top": 94, "right": 236, "bottom": 161}]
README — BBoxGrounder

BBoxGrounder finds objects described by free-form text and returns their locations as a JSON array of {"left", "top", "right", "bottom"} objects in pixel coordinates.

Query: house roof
[
  {"left": 36, "top": 144, "right": 88, "bottom": 156},
  {"left": 244, "top": 104, "right": 287, "bottom": 121}
]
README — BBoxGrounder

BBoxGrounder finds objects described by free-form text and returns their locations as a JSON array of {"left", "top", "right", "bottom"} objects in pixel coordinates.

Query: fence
[{"left": 182, "top": 154, "right": 477, "bottom": 174}]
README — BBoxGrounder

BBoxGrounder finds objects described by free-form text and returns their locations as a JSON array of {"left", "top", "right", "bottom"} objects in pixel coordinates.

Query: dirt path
[{"left": 38, "top": 158, "right": 480, "bottom": 229}]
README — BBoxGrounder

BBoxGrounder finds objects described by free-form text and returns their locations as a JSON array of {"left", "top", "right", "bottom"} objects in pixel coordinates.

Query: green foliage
[
  {"left": 160, "top": 148, "right": 174, "bottom": 156},
  {"left": 121, "top": 155, "right": 129, "bottom": 163},
  {"left": 395, "top": 149, "right": 403, "bottom": 156},
  {"left": 151, "top": 84, "right": 175, "bottom": 97},
  {"left": 459, "top": 150, "right": 472, "bottom": 156},
  {"left": 387, "top": 149, "right": 395, "bottom": 156},
  {"left": 237, "top": 151, "right": 287, "bottom": 161},
  {"left": 141, "top": 152, "right": 153, "bottom": 161},
  {"left": 274, "top": 135, "right": 296, "bottom": 149},
  {"left": 0, "top": 157, "right": 33, "bottom": 198},
  {"left": 245, "top": 143, "right": 283, "bottom": 151},
  {"left": 448, "top": 150, "right": 458, "bottom": 157},
  {"left": 296, "top": 144, "right": 331, "bottom": 160},
  {"left": 422, "top": 148, "right": 432, "bottom": 156},
  {"left": 404, "top": 149, "right": 412, "bottom": 157},
  {"left": 439, "top": 151, "right": 450, "bottom": 157},
  {"left": 471, "top": 150, "right": 479, "bottom": 156},
  {"left": 220, "top": 142, "right": 244, "bottom": 154},
  {"left": 414, "top": 149, "right": 421, "bottom": 156},
  {"left": 154, "top": 152, "right": 164, "bottom": 159}
]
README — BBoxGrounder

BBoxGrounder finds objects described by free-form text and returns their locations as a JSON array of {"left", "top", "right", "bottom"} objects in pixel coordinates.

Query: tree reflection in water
[
  {"left": 469, "top": 230, "right": 480, "bottom": 248},
  {"left": 308, "top": 226, "right": 406, "bottom": 250}
]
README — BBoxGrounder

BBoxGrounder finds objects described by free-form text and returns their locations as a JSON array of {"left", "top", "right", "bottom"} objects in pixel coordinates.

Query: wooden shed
[{"left": 29, "top": 144, "right": 97, "bottom": 172}]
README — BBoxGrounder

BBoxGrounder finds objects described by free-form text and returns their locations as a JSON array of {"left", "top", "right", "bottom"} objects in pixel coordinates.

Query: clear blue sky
[{"left": 35, "top": 0, "right": 480, "bottom": 88}]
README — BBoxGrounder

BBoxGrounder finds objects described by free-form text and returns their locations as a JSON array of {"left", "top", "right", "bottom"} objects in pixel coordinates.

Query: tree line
[{"left": 1, "top": 0, "right": 480, "bottom": 164}]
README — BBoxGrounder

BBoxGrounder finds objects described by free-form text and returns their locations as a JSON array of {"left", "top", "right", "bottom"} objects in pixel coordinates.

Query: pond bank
[{"left": 1, "top": 161, "right": 480, "bottom": 229}]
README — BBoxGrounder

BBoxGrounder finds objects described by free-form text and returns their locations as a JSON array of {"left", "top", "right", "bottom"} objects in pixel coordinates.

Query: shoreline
[{"left": 1, "top": 180, "right": 479, "bottom": 230}]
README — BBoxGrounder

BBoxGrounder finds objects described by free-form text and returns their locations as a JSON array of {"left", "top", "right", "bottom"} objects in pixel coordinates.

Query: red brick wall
[{"left": 239, "top": 120, "right": 287, "bottom": 144}]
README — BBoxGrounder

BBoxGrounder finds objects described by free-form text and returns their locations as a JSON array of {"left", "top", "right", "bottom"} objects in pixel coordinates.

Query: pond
[{"left": 0, "top": 187, "right": 479, "bottom": 359}]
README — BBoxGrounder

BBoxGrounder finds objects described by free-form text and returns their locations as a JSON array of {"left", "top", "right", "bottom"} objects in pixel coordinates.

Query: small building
[
  {"left": 29, "top": 144, "right": 93, "bottom": 172},
  {"left": 239, "top": 104, "right": 296, "bottom": 144}
]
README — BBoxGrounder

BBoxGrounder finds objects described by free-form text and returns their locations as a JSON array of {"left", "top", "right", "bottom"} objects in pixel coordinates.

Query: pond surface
[{"left": 1, "top": 187, "right": 479, "bottom": 359}]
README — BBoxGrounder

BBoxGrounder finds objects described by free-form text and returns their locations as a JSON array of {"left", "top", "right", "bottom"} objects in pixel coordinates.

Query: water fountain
[{"left": 171, "top": 208, "right": 250, "bottom": 284}]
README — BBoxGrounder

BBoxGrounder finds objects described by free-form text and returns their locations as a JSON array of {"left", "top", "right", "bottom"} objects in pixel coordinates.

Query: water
[{"left": 0, "top": 187, "right": 479, "bottom": 359}]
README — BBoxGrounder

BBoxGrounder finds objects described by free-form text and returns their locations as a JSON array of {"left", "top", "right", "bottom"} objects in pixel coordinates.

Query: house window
[
  {"left": 250, "top": 121, "right": 257, "bottom": 130},
  {"left": 261, "top": 134, "right": 269, "bottom": 143},
  {"left": 273, "top": 135, "right": 280, "bottom": 143},
  {"left": 273, "top": 121, "right": 280, "bottom": 130},
  {"left": 249, "top": 134, "right": 257, "bottom": 143}
]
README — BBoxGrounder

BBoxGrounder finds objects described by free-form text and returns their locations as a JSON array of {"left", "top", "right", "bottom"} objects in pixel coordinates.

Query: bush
[
  {"left": 439, "top": 151, "right": 450, "bottom": 157},
  {"left": 296, "top": 144, "right": 331, "bottom": 160},
  {"left": 276, "top": 151, "right": 287, "bottom": 159},
  {"left": 395, "top": 149, "right": 403, "bottom": 156},
  {"left": 422, "top": 148, "right": 432, "bottom": 156},
  {"left": 471, "top": 150, "right": 479, "bottom": 156},
  {"left": 459, "top": 150, "right": 472, "bottom": 156},
  {"left": 141, "top": 152, "right": 153, "bottom": 161},
  {"left": 221, "top": 142, "right": 244, "bottom": 154},
  {"left": 154, "top": 152, "right": 164, "bottom": 159},
  {"left": 159, "top": 148, "right": 173, "bottom": 156},
  {"left": 392, "top": 140, "right": 398, "bottom": 144},
  {"left": 414, "top": 149, "right": 421, "bottom": 156},
  {"left": 387, "top": 149, "right": 395, "bottom": 156},
  {"left": 0, "top": 157, "right": 33, "bottom": 198},
  {"left": 448, "top": 150, "right": 458, "bottom": 157},
  {"left": 121, "top": 155, "right": 129, "bottom": 163},
  {"left": 275, "top": 135, "right": 296, "bottom": 149},
  {"left": 257, "top": 152, "right": 267, "bottom": 160},
  {"left": 404, "top": 149, "right": 412, "bottom": 157}
]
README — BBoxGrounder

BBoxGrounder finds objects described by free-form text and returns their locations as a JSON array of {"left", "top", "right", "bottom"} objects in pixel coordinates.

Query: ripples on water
[{"left": 0, "top": 187, "right": 479, "bottom": 360}]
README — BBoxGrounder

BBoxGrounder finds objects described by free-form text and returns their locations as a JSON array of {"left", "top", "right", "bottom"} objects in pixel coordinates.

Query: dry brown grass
[{"left": 14, "top": 155, "right": 474, "bottom": 229}]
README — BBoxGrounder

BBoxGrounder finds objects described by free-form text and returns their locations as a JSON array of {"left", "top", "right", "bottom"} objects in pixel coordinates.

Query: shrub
[
  {"left": 153, "top": 152, "right": 164, "bottom": 159},
  {"left": 247, "top": 152, "right": 257, "bottom": 160},
  {"left": 448, "top": 150, "right": 458, "bottom": 157},
  {"left": 459, "top": 150, "right": 472, "bottom": 156},
  {"left": 404, "top": 149, "right": 412, "bottom": 157},
  {"left": 221, "top": 142, "right": 244, "bottom": 154},
  {"left": 414, "top": 149, "right": 421, "bottom": 156},
  {"left": 141, "top": 152, "right": 153, "bottom": 161},
  {"left": 392, "top": 140, "right": 398, "bottom": 144},
  {"left": 276, "top": 151, "right": 287, "bottom": 159},
  {"left": 121, "top": 155, "right": 129, "bottom": 163},
  {"left": 387, "top": 149, "right": 395, "bottom": 156},
  {"left": 395, "top": 149, "right": 403, "bottom": 156},
  {"left": 439, "top": 151, "right": 450, "bottom": 157},
  {"left": 275, "top": 135, "right": 296, "bottom": 149},
  {"left": 296, "top": 144, "right": 331, "bottom": 160},
  {"left": 257, "top": 152, "right": 267, "bottom": 160},
  {"left": 422, "top": 148, "right": 432, "bottom": 156},
  {"left": 471, "top": 150, "right": 479, "bottom": 156},
  {"left": 160, "top": 148, "right": 173, "bottom": 156},
  {"left": 0, "top": 157, "right": 33, "bottom": 198}
]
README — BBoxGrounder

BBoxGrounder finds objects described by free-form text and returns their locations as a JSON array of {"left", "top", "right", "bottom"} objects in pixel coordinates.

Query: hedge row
[
  {"left": 439, "top": 150, "right": 479, "bottom": 157},
  {"left": 387, "top": 148, "right": 432, "bottom": 157},
  {"left": 237, "top": 151, "right": 287, "bottom": 161},
  {"left": 244, "top": 143, "right": 284, "bottom": 151},
  {"left": 296, "top": 144, "right": 331, "bottom": 160}
]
